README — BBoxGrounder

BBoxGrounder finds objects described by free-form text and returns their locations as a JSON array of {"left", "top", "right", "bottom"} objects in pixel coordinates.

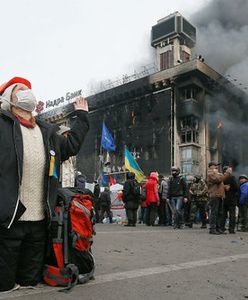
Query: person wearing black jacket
[
  {"left": 167, "top": 167, "right": 188, "bottom": 229},
  {"left": 0, "top": 77, "right": 89, "bottom": 292},
  {"left": 220, "top": 166, "right": 238, "bottom": 234},
  {"left": 99, "top": 187, "right": 112, "bottom": 223},
  {"left": 122, "top": 172, "right": 140, "bottom": 227}
]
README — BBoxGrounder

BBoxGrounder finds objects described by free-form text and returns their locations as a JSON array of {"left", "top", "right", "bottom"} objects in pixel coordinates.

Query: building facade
[{"left": 38, "top": 12, "right": 248, "bottom": 181}]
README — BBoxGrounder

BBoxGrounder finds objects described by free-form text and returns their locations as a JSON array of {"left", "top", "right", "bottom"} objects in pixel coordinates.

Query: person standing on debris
[
  {"left": 238, "top": 174, "right": 248, "bottom": 232},
  {"left": 99, "top": 187, "right": 113, "bottom": 223},
  {"left": 188, "top": 175, "right": 208, "bottom": 229},
  {"left": 167, "top": 167, "right": 188, "bottom": 229},
  {"left": 0, "top": 77, "right": 89, "bottom": 292},
  {"left": 145, "top": 172, "right": 159, "bottom": 226},
  {"left": 57, "top": 125, "right": 76, "bottom": 187},
  {"left": 122, "top": 172, "right": 140, "bottom": 227},
  {"left": 157, "top": 174, "right": 169, "bottom": 226},
  {"left": 207, "top": 162, "right": 232, "bottom": 235},
  {"left": 220, "top": 166, "right": 238, "bottom": 234}
]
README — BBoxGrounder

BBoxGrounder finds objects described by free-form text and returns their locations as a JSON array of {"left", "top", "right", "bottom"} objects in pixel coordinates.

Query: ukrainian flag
[{"left": 124, "top": 148, "right": 146, "bottom": 183}]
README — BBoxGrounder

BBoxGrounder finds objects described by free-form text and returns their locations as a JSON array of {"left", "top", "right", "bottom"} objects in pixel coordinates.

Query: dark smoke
[
  {"left": 192, "top": 0, "right": 248, "bottom": 89},
  {"left": 192, "top": 0, "right": 248, "bottom": 174}
]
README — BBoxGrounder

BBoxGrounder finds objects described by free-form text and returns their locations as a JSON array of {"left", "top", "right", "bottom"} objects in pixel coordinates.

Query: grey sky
[{"left": 0, "top": 0, "right": 209, "bottom": 104}]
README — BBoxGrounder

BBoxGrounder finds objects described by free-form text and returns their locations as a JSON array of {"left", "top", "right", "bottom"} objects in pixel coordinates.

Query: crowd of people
[{"left": 95, "top": 163, "right": 248, "bottom": 235}]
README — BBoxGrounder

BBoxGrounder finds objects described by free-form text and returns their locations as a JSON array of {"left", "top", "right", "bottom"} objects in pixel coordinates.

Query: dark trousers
[
  {"left": 146, "top": 203, "right": 158, "bottom": 226},
  {"left": 221, "top": 203, "right": 236, "bottom": 232},
  {"left": 138, "top": 207, "right": 146, "bottom": 223},
  {"left": 158, "top": 199, "right": 166, "bottom": 225},
  {"left": 189, "top": 201, "right": 207, "bottom": 225},
  {"left": 126, "top": 209, "right": 138, "bottom": 225},
  {"left": 209, "top": 198, "right": 223, "bottom": 231},
  {"left": 0, "top": 220, "right": 47, "bottom": 291},
  {"left": 240, "top": 204, "right": 248, "bottom": 230},
  {"left": 100, "top": 206, "right": 112, "bottom": 223}
]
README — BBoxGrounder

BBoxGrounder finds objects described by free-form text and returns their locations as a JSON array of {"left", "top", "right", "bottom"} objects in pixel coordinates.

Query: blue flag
[
  {"left": 100, "top": 171, "right": 108, "bottom": 187},
  {"left": 101, "top": 121, "right": 116, "bottom": 152}
]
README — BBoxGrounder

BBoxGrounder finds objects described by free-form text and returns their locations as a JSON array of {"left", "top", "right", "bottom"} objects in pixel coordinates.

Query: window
[
  {"left": 180, "top": 87, "right": 197, "bottom": 101},
  {"left": 160, "top": 50, "right": 174, "bottom": 70},
  {"left": 180, "top": 146, "right": 200, "bottom": 175},
  {"left": 180, "top": 116, "right": 199, "bottom": 144}
]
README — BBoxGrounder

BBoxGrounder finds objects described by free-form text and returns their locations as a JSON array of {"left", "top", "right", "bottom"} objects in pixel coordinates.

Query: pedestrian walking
[{"left": 0, "top": 77, "right": 89, "bottom": 292}]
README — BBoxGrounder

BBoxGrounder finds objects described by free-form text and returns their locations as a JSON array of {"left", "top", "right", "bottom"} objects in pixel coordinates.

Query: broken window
[
  {"left": 180, "top": 116, "right": 199, "bottom": 144},
  {"left": 180, "top": 87, "right": 197, "bottom": 101}
]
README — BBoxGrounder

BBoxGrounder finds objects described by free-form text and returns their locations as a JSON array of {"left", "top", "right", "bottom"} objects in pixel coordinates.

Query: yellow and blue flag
[
  {"left": 124, "top": 148, "right": 146, "bottom": 183},
  {"left": 101, "top": 122, "right": 116, "bottom": 152}
]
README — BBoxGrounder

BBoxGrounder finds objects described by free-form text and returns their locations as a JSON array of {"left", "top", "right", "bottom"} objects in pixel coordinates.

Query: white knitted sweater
[{"left": 19, "top": 124, "right": 46, "bottom": 221}]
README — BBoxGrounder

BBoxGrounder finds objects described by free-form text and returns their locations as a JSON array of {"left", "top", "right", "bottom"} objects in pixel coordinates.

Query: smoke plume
[
  {"left": 192, "top": 0, "right": 248, "bottom": 173},
  {"left": 193, "top": 0, "right": 248, "bottom": 89}
]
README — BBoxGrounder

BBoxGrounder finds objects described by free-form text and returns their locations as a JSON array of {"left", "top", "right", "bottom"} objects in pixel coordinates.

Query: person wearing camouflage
[{"left": 188, "top": 175, "right": 208, "bottom": 228}]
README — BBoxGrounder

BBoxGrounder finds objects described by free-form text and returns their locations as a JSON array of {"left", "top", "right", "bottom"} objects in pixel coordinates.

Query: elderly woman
[{"left": 0, "top": 77, "right": 89, "bottom": 292}]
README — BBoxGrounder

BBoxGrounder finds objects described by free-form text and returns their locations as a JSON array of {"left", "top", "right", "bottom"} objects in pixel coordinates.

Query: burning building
[{"left": 38, "top": 11, "right": 248, "bottom": 181}]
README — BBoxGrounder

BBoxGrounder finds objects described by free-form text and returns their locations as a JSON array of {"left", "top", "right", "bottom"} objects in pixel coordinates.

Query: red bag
[{"left": 43, "top": 188, "right": 95, "bottom": 290}]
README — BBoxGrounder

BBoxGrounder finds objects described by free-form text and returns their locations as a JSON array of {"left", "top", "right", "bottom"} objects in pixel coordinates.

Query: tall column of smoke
[
  {"left": 193, "top": 0, "right": 248, "bottom": 87},
  {"left": 192, "top": 0, "right": 248, "bottom": 174}
]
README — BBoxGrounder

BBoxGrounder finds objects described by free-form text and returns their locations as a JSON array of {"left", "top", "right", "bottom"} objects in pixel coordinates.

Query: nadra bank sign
[{"left": 45, "top": 89, "right": 82, "bottom": 108}]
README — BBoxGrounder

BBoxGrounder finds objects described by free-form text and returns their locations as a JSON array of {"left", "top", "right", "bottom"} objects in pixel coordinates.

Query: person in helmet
[{"left": 167, "top": 167, "right": 188, "bottom": 229}]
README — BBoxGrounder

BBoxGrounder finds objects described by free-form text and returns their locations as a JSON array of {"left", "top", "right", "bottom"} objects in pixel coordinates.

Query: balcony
[{"left": 177, "top": 98, "right": 202, "bottom": 118}]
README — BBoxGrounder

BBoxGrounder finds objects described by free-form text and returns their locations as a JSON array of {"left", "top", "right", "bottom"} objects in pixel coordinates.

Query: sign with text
[{"left": 46, "top": 89, "right": 82, "bottom": 108}]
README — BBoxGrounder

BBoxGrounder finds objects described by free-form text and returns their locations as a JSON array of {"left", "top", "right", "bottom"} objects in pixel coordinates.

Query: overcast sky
[{"left": 0, "top": 0, "right": 210, "bottom": 105}]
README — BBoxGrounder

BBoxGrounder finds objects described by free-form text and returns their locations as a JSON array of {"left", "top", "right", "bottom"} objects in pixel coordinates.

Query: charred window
[
  {"left": 180, "top": 116, "right": 199, "bottom": 144},
  {"left": 180, "top": 87, "right": 197, "bottom": 101}
]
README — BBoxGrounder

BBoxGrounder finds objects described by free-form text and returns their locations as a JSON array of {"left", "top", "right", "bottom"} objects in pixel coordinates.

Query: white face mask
[
  {"left": 15, "top": 89, "right": 37, "bottom": 112},
  {"left": 0, "top": 89, "right": 37, "bottom": 112}
]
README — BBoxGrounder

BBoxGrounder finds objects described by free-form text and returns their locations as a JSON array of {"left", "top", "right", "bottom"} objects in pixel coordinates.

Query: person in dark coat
[
  {"left": 167, "top": 167, "right": 188, "bottom": 229},
  {"left": 93, "top": 181, "right": 100, "bottom": 223},
  {"left": 220, "top": 166, "right": 238, "bottom": 234},
  {"left": 122, "top": 172, "right": 140, "bottom": 226},
  {"left": 0, "top": 77, "right": 89, "bottom": 292},
  {"left": 99, "top": 187, "right": 112, "bottom": 223}
]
